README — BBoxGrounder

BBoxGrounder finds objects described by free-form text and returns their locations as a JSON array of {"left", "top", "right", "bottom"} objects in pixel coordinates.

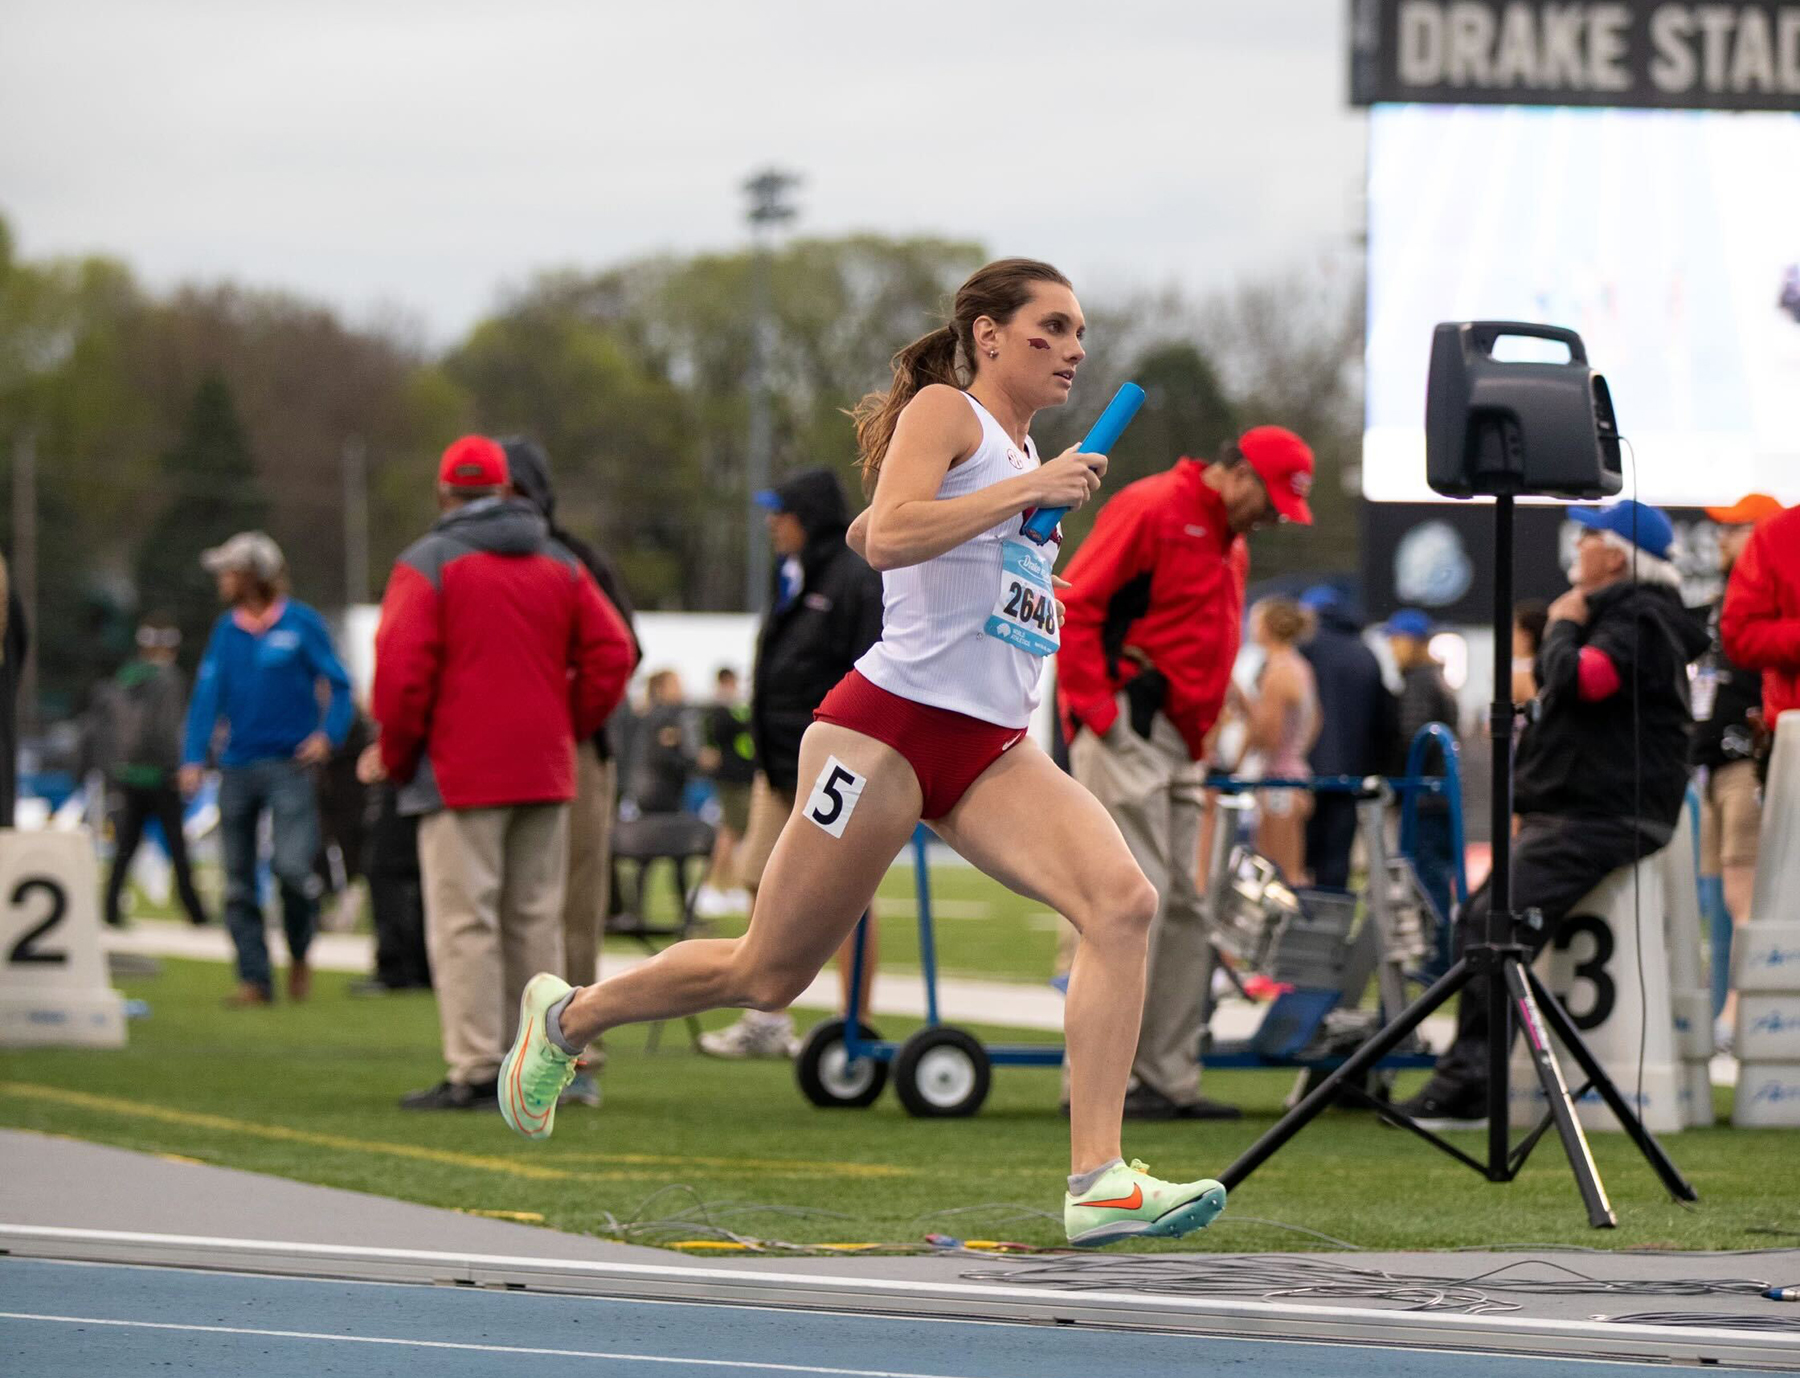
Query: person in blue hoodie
[{"left": 180, "top": 532, "right": 352, "bottom": 1006}]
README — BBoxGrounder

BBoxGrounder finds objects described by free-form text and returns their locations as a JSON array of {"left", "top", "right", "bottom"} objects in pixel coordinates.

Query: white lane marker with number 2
[{"left": 804, "top": 756, "right": 867, "bottom": 838}]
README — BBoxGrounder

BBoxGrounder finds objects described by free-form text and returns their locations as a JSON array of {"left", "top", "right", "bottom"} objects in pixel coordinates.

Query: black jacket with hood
[
  {"left": 1300, "top": 601, "right": 1399, "bottom": 778},
  {"left": 1514, "top": 578, "right": 1707, "bottom": 830},
  {"left": 751, "top": 468, "right": 883, "bottom": 793},
  {"left": 502, "top": 439, "right": 642, "bottom": 763}
]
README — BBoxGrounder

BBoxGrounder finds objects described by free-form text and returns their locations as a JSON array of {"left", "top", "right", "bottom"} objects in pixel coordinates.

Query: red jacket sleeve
[
  {"left": 569, "top": 569, "right": 635, "bottom": 740},
  {"left": 1722, "top": 519, "right": 1800, "bottom": 673},
  {"left": 1055, "top": 484, "right": 1158, "bottom": 740},
  {"left": 372, "top": 563, "right": 441, "bottom": 783}
]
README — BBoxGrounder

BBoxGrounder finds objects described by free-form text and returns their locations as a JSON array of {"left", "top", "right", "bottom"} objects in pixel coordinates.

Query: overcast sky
[{"left": 1, "top": 1, "right": 1367, "bottom": 345}]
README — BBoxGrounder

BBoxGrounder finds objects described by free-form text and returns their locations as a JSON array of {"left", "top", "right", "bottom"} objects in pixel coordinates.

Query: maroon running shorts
[{"left": 813, "top": 670, "right": 1027, "bottom": 820}]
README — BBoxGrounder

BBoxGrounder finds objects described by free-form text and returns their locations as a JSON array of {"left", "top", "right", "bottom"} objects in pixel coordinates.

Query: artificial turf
[{"left": 1, "top": 956, "right": 1791, "bottom": 1256}]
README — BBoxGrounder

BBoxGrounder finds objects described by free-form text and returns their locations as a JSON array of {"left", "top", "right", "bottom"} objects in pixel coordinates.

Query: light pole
[{"left": 742, "top": 168, "right": 799, "bottom": 612}]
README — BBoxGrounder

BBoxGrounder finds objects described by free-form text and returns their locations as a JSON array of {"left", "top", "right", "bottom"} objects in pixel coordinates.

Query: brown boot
[
  {"left": 286, "top": 961, "right": 312, "bottom": 1003},
  {"left": 225, "top": 982, "right": 272, "bottom": 1009}
]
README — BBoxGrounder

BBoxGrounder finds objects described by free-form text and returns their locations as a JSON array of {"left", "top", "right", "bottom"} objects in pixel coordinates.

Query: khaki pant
[
  {"left": 1699, "top": 758, "right": 1761, "bottom": 873},
  {"left": 562, "top": 744, "right": 618, "bottom": 988},
  {"left": 419, "top": 802, "right": 570, "bottom": 1086},
  {"left": 1065, "top": 707, "right": 1212, "bottom": 1106},
  {"left": 734, "top": 772, "right": 795, "bottom": 892}
]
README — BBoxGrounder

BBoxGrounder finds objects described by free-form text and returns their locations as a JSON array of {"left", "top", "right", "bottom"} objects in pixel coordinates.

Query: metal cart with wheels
[
  {"left": 795, "top": 824, "right": 1058, "bottom": 1117},
  {"left": 794, "top": 726, "right": 1466, "bottom": 1118}
]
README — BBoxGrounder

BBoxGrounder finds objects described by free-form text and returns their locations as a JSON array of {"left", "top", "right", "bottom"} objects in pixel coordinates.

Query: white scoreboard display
[
  {"left": 0, "top": 829, "right": 127, "bottom": 1047},
  {"left": 1363, "top": 102, "right": 1800, "bottom": 507}
]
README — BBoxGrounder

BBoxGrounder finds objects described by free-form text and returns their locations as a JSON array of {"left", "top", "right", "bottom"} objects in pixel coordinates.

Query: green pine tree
[{"left": 134, "top": 375, "right": 268, "bottom": 661}]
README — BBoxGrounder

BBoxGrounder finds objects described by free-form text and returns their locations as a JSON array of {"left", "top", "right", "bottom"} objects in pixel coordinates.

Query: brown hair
[
  {"left": 851, "top": 257, "right": 1072, "bottom": 483},
  {"left": 1254, "top": 596, "right": 1314, "bottom": 647}
]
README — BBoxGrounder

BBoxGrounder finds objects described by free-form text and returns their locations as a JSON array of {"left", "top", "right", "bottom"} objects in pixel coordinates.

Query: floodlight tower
[{"left": 743, "top": 168, "right": 800, "bottom": 613}]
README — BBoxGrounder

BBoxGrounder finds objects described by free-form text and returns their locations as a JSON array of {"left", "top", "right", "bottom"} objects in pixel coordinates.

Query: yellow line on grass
[{"left": 0, "top": 1082, "right": 915, "bottom": 1182}]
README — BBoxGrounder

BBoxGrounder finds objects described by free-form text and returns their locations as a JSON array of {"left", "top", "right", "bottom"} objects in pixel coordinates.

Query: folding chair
[{"left": 605, "top": 812, "right": 717, "bottom": 1051}]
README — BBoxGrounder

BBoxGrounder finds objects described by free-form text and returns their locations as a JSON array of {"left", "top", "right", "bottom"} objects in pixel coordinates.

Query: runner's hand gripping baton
[{"left": 1020, "top": 382, "right": 1146, "bottom": 545}]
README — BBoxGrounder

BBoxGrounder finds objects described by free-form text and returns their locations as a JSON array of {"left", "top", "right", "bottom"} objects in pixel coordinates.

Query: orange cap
[{"left": 1704, "top": 493, "right": 1783, "bottom": 527}]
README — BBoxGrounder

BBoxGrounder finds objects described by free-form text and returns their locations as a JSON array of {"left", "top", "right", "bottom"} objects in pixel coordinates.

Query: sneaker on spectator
[
  {"left": 1714, "top": 1016, "right": 1734, "bottom": 1057},
  {"left": 695, "top": 886, "right": 750, "bottom": 919},
  {"left": 560, "top": 1068, "right": 602, "bottom": 1107},
  {"left": 698, "top": 1010, "right": 795, "bottom": 1059},
  {"left": 400, "top": 1078, "right": 499, "bottom": 1111}
]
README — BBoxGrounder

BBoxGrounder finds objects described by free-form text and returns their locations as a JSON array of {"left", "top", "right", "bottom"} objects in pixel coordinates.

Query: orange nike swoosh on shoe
[
  {"left": 510, "top": 1025, "right": 551, "bottom": 1128},
  {"left": 1083, "top": 1184, "right": 1142, "bottom": 1210}
]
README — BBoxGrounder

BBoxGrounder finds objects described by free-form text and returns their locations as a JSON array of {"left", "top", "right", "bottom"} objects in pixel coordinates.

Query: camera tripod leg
[
  {"left": 1218, "top": 959, "right": 1470, "bottom": 1191},
  {"left": 1525, "top": 966, "right": 1700, "bottom": 1203},
  {"left": 1504, "top": 959, "right": 1616, "bottom": 1227}
]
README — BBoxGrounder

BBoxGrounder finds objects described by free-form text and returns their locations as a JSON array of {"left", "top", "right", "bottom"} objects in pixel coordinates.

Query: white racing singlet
[{"left": 855, "top": 392, "right": 1063, "bottom": 728}]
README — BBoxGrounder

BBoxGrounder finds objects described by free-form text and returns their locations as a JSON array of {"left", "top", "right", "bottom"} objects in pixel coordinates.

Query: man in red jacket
[
  {"left": 1722, "top": 500, "right": 1800, "bottom": 736},
  {"left": 1057, "top": 426, "right": 1314, "bottom": 1119},
  {"left": 373, "top": 436, "right": 634, "bottom": 1110}
]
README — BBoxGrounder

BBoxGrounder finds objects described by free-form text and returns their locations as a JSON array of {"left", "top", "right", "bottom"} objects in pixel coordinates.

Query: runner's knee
[
  {"left": 1074, "top": 871, "right": 1158, "bottom": 947},
  {"left": 731, "top": 951, "right": 812, "bottom": 1012}
]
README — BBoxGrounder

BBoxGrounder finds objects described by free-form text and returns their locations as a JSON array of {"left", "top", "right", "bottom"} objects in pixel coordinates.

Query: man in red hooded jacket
[
  {"left": 373, "top": 436, "right": 634, "bottom": 1111},
  {"left": 1722, "top": 501, "right": 1800, "bottom": 733},
  {"left": 1057, "top": 426, "right": 1314, "bottom": 1119}
]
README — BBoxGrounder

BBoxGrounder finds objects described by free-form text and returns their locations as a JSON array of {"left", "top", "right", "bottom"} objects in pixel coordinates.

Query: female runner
[{"left": 497, "top": 258, "right": 1226, "bottom": 1247}]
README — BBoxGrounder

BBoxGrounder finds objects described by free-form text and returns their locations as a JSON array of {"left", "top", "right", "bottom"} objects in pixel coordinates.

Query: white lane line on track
[{"left": 0, "top": 1312, "right": 979, "bottom": 1378}]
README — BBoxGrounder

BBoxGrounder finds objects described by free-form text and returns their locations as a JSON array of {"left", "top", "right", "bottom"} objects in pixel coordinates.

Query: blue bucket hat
[{"left": 1568, "top": 500, "right": 1675, "bottom": 561}]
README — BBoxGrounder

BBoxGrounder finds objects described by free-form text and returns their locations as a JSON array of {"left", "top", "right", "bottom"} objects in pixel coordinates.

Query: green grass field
[{"left": 2, "top": 957, "right": 1791, "bottom": 1256}]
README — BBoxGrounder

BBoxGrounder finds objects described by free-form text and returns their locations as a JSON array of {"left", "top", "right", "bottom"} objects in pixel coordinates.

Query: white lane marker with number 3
[{"left": 804, "top": 756, "right": 867, "bottom": 838}]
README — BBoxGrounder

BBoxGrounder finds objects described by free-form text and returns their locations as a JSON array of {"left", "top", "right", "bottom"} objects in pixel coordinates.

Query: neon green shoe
[
  {"left": 1064, "top": 1159, "right": 1226, "bottom": 1248},
  {"left": 499, "top": 973, "right": 579, "bottom": 1141}
]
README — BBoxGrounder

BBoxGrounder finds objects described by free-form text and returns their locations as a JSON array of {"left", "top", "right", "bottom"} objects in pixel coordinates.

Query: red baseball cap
[
  {"left": 438, "top": 435, "right": 508, "bottom": 490},
  {"left": 1239, "top": 426, "right": 1314, "bottom": 525}
]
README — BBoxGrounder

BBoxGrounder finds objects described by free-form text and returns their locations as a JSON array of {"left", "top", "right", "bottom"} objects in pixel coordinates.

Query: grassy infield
[{"left": 0, "top": 864, "right": 1789, "bottom": 1257}]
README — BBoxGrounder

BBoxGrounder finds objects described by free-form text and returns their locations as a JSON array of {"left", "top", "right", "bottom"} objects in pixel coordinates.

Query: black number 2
[
  {"left": 1552, "top": 913, "right": 1616, "bottom": 1031},
  {"left": 7, "top": 877, "right": 70, "bottom": 965},
  {"left": 809, "top": 766, "right": 855, "bottom": 827},
  {"left": 1002, "top": 582, "right": 1023, "bottom": 618}
]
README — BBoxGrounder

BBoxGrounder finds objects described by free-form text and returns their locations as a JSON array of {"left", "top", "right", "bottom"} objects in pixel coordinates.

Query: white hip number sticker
[{"left": 804, "top": 755, "right": 867, "bottom": 838}]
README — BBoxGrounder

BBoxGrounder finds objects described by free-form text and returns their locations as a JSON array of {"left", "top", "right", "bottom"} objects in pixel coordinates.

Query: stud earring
[{"left": 987, "top": 348, "right": 998, "bottom": 359}]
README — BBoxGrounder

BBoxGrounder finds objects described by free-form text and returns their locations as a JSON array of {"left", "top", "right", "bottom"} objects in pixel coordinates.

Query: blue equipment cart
[{"left": 795, "top": 725, "right": 1467, "bottom": 1118}]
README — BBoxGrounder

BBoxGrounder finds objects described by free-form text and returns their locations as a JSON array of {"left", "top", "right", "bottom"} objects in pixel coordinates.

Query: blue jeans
[{"left": 219, "top": 759, "right": 321, "bottom": 993}]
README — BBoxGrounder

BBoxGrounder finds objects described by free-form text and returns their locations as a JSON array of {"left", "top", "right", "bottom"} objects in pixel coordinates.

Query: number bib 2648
[{"left": 984, "top": 539, "right": 1059, "bottom": 658}]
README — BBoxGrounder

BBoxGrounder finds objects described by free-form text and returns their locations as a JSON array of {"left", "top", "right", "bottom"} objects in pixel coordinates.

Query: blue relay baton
[{"left": 1020, "top": 382, "right": 1146, "bottom": 545}]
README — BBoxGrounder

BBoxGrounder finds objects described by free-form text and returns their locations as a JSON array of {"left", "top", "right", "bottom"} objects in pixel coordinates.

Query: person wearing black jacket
[
  {"left": 1298, "top": 586, "right": 1399, "bottom": 888},
  {"left": 1692, "top": 495, "right": 1779, "bottom": 1045},
  {"left": 499, "top": 439, "right": 642, "bottom": 1106},
  {"left": 1395, "top": 501, "right": 1707, "bottom": 1127},
  {"left": 1383, "top": 608, "right": 1461, "bottom": 957},
  {"left": 700, "top": 467, "right": 884, "bottom": 1059}
]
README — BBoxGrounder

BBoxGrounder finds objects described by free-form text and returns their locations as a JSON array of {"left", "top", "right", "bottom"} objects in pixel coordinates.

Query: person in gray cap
[{"left": 181, "top": 531, "right": 353, "bottom": 1006}]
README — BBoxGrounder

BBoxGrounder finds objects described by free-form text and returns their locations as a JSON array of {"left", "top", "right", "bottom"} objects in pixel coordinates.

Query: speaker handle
[{"left": 1467, "top": 321, "right": 1587, "bottom": 363}]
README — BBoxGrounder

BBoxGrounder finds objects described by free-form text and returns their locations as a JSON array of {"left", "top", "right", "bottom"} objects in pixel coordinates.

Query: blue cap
[
  {"left": 1384, "top": 608, "right": 1433, "bottom": 640},
  {"left": 1299, "top": 584, "right": 1340, "bottom": 612},
  {"left": 752, "top": 489, "right": 785, "bottom": 512},
  {"left": 1568, "top": 500, "right": 1674, "bottom": 560}
]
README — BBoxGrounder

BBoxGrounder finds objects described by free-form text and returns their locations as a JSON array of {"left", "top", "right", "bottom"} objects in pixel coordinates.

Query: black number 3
[
  {"left": 7, "top": 877, "right": 70, "bottom": 965},
  {"left": 1552, "top": 913, "right": 1616, "bottom": 1031},
  {"left": 809, "top": 767, "right": 855, "bottom": 827}
]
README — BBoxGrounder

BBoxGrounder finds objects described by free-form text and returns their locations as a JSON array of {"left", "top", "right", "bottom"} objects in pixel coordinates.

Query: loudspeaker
[{"left": 1426, "top": 321, "right": 1622, "bottom": 500}]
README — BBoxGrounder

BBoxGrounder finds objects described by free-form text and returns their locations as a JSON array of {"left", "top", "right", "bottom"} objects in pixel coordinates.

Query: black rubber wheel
[
  {"left": 795, "top": 1018, "right": 887, "bottom": 1109},
  {"left": 893, "top": 1026, "right": 991, "bottom": 1118}
]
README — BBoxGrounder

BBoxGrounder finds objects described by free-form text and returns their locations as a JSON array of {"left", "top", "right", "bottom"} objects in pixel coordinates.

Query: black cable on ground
[{"left": 961, "top": 1253, "right": 1786, "bottom": 1318}]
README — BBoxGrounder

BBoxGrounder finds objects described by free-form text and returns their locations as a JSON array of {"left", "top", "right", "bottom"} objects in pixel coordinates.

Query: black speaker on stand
[{"left": 1217, "top": 323, "right": 1694, "bottom": 1227}]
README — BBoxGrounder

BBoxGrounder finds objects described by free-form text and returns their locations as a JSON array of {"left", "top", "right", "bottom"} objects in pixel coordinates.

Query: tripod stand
[{"left": 1217, "top": 492, "right": 1696, "bottom": 1227}]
